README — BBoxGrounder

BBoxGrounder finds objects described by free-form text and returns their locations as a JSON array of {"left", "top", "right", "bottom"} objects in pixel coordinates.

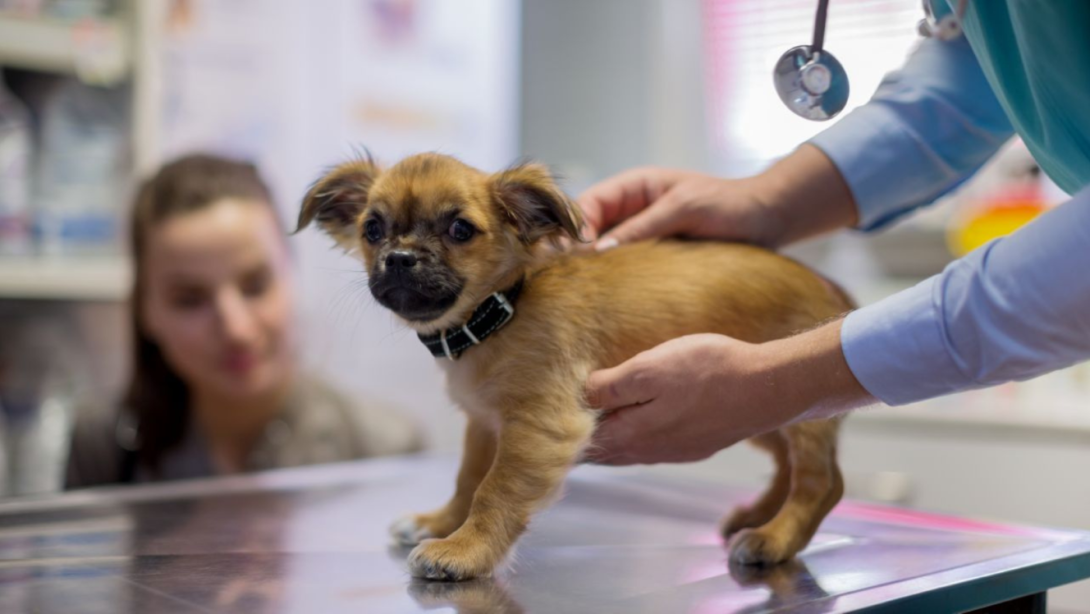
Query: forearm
[
  {"left": 842, "top": 186, "right": 1090, "bottom": 405},
  {"left": 750, "top": 144, "right": 859, "bottom": 247},
  {"left": 758, "top": 318, "right": 876, "bottom": 422},
  {"left": 808, "top": 36, "right": 1014, "bottom": 231}
]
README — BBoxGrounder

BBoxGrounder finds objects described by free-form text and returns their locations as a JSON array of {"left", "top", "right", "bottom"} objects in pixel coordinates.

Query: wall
[{"left": 520, "top": 0, "right": 711, "bottom": 193}]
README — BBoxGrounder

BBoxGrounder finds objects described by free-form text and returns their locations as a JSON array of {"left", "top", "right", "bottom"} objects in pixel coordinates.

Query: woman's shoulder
[{"left": 289, "top": 374, "right": 426, "bottom": 459}]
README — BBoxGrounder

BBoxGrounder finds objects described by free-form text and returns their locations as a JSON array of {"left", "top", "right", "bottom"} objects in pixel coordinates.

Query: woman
[{"left": 66, "top": 154, "right": 422, "bottom": 487}]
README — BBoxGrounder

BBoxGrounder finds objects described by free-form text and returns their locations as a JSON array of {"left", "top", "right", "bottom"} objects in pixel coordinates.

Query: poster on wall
[
  {"left": 158, "top": 0, "right": 519, "bottom": 199},
  {"left": 159, "top": 0, "right": 286, "bottom": 159},
  {"left": 156, "top": 0, "right": 312, "bottom": 206},
  {"left": 334, "top": 0, "right": 519, "bottom": 170}
]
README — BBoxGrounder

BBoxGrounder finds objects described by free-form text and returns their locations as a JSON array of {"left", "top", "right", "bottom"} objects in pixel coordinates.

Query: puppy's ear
[
  {"left": 491, "top": 162, "right": 584, "bottom": 245},
  {"left": 296, "top": 156, "right": 381, "bottom": 251}
]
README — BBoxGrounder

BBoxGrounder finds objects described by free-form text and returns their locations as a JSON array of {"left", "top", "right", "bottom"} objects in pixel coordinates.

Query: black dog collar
[{"left": 418, "top": 280, "right": 524, "bottom": 360}]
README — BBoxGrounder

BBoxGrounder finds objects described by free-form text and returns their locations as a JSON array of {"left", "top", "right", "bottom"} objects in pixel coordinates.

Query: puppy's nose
[{"left": 386, "top": 251, "right": 419, "bottom": 270}]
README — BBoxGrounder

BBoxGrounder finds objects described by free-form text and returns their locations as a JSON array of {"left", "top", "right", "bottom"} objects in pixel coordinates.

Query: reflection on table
[{"left": 0, "top": 454, "right": 1087, "bottom": 613}]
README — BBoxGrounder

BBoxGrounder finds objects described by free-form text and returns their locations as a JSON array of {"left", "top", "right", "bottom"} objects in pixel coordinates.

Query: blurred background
[{"left": 0, "top": 0, "right": 1087, "bottom": 607}]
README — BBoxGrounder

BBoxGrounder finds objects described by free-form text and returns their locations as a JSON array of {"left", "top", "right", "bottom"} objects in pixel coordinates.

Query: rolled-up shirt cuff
[
  {"left": 808, "top": 104, "right": 928, "bottom": 232},
  {"left": 841, "top": 276, "right": 971, "bottom": 405}
]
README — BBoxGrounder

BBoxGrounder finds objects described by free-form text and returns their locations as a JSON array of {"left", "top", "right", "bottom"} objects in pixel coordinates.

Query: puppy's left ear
[
  {"left": 491, "top": 162, "right": 584, "bottom": 245},
  {"left": 296, "top": 156, "right": 381, "bottom": 251}
]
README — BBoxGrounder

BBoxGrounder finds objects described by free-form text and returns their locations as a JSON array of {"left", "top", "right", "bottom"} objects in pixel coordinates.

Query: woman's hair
[{"left": 125, "top": 154, "right": 277, "bottom": 473}]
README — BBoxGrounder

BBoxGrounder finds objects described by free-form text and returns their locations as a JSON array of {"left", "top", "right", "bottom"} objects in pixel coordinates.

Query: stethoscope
[{"left": 775, "top": 0, "right": 968, "bottom": 121}]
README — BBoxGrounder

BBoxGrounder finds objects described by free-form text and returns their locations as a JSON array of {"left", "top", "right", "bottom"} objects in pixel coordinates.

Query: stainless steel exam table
[{"left": 0, "top": 454, "right": 1087, "bottom": 613}]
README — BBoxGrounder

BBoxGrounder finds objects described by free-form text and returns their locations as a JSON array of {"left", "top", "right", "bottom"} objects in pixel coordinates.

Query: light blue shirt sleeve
[
  {"left": 841, "top": 184, "right": 1090, "bottom": 405},
  {"left": 809, "top": 36, "right": 1014, "bottom": 230}
]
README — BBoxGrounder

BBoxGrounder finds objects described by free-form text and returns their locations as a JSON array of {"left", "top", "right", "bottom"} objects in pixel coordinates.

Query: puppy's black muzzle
[{"left": 369, "top": 251, "right": 462, "bottom": 322}]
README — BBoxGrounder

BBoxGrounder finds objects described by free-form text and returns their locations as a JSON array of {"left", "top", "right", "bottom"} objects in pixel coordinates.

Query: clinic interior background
[{"left": 1, "top": 1, "right": 1088, "bottom": 606}]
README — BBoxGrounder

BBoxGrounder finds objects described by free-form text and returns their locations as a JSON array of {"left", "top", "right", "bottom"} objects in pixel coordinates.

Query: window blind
[{"left": 704, "top": 0, "right": 922, "bottom": 175}]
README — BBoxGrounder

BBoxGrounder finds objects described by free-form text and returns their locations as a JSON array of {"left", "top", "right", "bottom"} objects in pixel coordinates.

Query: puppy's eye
[
  {"left": 448, "top": 219, "right": 476, "bottom": 243},
  {"left": 364, "top": 219, "right": 384, "bottom": 244}
]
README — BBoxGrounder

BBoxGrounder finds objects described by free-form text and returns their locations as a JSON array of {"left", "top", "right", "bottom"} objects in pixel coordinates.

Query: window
[{"left": 704, "top": 0, "right": 923, "bottom": 176}]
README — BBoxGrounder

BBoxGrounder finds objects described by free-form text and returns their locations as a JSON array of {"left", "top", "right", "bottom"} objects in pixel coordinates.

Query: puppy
[{"left": 297, "top": 153, "right": 849, "bottom": 581}]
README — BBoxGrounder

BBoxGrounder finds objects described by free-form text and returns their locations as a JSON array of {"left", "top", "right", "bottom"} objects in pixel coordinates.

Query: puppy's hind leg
[
  {"left": 391, "top": 418, "right": 496, "bottom": 547},
  {"left": 730, "top": 420, "right": 844, "bottom": 566},
  {"left": 721, "top": 431, "right": 792, "bottom": 538},
  {"left": 408, "top": 406, "right": 595, "bottom": 581}
]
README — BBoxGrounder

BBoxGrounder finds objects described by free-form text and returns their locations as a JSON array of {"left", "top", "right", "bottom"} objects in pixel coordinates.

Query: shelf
[
  {"left": 0, "top": 13, "right": 129, "bottom": 84},
  {"left": 0, "top": 255, "right": 131, "bottom": 301},
  {"left": 851, "top": 392, "right": 1090, "bottom": 440}
]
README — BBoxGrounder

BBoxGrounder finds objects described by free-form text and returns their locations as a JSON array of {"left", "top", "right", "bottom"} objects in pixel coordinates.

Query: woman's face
[{"left": 141, "top": 199, "right": 296, "bottom": 400}]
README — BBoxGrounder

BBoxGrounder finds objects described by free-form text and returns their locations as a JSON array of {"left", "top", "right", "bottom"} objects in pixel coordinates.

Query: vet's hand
[
  {"left": 584, "top": 322, "right": 873, "bottom": 465},
  {"left": 576, "top": 168, "right": 780, "bottom": 250},
  {"left": 584, "top": 334, "right": 783, "bottom": 464},
  {"left": 576, "top": 144, "right": 859, "bottom": 250}
]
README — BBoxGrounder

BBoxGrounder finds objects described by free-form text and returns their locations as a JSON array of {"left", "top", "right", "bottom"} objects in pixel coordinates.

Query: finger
[
  {"left": 585, "top": 402, "right": 660, "bottom": 465},
  {"left": 549, "top": 235, "right": 575, "bottom": 252},
  {"left": 583, "top": 411, "right": 634, "bottom": 465},
  {"left": 585, "top": 362, "right": 656, "bottom": 412},
  {"left": 596, "top": 190, "right": 686, "bottom": 249},
  {"left": 576, "top": 169, "right": 663, "bottom": 241},
  {"left": 574, "top": 182, "right": 616, "bottom": 241}
]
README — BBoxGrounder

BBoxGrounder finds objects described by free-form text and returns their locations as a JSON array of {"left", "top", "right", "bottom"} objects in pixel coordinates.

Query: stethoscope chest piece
[{"left": 773, "top": 45, "right": 849, "bottom": 121}]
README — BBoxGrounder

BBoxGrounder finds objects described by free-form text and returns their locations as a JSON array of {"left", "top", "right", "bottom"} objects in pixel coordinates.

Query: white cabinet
[{"left": 0, "top": 0, "right": 161, "bottom": 300}]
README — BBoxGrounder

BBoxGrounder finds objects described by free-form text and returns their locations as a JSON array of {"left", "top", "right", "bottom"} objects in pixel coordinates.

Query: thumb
[
  {"left": 585, "top": 359, "right": 655, "bottom": 412},
  {"left": 585, "top": 398, "right": 663, "bottom": 465},
  {"left": 596, "top": 192, "right": 684, "bottom": 250}
]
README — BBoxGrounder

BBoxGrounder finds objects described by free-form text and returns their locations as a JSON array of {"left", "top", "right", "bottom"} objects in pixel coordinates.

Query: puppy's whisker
[
  {"left": 380, "top": 326, "right": 414, "bottom": 344},
  {"left": 326, "top": 286, "right": 364, "bottom": 331}
]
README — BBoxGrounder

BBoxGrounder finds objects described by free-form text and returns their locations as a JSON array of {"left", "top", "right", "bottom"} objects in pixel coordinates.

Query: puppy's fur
[{"left": 298, "top": 153, "right": 850, "bottom": 581}]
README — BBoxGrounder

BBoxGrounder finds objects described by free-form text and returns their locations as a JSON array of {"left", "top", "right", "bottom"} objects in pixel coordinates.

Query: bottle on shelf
[
  {"left": 45, "top": 0, "right": 116, "bottom": 20},
  {"left": 0, "top": 75, "right": 33, "bottom": 257},
  {"left": 35, "top": 77, "right": 130, "bottom": 256}
]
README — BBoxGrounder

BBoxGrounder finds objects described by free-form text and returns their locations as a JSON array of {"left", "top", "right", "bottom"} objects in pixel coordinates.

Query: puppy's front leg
[
  {"left": 392, "top": 419, "right": 497, "bottom": 546},
  {"left": 408, "top": 410, "right": 595, "bottom": 581}
]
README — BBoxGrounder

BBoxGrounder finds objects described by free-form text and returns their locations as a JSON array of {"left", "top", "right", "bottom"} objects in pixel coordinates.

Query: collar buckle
[
  {"left": 493, "top": 290, "right": 515, "bottom": 323},
  {"left": 418, "top": 279, "right": 523, "bottom": 360}
]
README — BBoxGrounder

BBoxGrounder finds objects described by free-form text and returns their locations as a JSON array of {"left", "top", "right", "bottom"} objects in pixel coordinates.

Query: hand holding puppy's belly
[
  {"left": 586, "top": 320, "right": 872, "bottom": 465},
  {"left": 297, "top": 153, "right": 855, "bottom": 581}
]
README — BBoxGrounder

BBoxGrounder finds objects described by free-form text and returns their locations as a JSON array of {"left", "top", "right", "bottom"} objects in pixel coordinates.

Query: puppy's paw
[
  {"left": 720, "top": 505, "right": 772, "bottom": 538},
  {"left": 408, "top": 536, "right": 496, "bottom": 582},
  {"left": 728, "top": 528, "right": 797, "bottom": 567},
  {"left": 391, "top": 515, "right": 435, "bottom": 547},
  {"left": 390, "top": 511, "right": 463, "bottom": 547}
]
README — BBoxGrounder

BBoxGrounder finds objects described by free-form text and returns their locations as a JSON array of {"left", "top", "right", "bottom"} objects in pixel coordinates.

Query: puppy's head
[{"left": 297, "top": 152, "right": 582, "bottom": 331}]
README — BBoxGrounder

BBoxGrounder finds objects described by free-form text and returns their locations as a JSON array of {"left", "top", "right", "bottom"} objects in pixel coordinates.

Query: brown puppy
[{"left": 297, "top": 153, "right": 850, "bottom": 581}]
